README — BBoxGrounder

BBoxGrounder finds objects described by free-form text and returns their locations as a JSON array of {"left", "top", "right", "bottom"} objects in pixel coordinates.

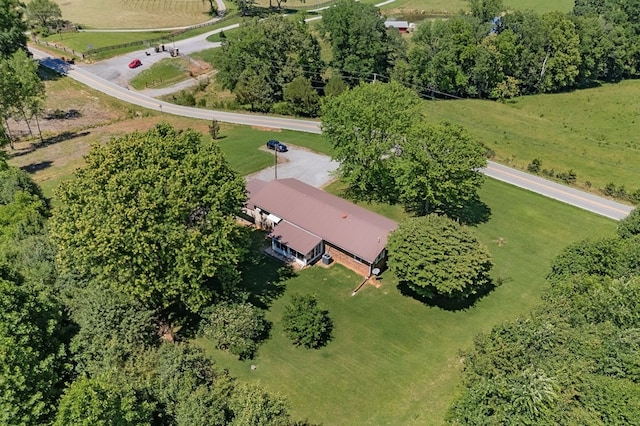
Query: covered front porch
[{"left": 269, "top": 221, "right": 324, "bottom": 267}]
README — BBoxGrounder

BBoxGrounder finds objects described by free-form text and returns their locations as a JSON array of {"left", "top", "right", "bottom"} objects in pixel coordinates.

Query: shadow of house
[{"left": 238, "top": 228, "right": 295, "bottom": 309}]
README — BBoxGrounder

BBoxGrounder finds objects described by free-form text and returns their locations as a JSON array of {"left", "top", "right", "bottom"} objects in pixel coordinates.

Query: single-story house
[
  {"left": 245, "top": 178, "right": 398, "bottom": 277},
  {"left": 384, "top": 20, "right": 410, "bottom": 33}
]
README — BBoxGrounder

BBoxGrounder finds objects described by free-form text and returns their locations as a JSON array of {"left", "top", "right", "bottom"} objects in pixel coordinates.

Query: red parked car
[{"left": 128, "top": 59, "right": 142, "bottom": 69}]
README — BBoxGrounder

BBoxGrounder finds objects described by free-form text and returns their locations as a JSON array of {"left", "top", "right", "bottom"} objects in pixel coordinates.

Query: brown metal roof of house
[
  {"left": 247, "top": 178, "right": 398, "bottom": 263},
  {"left": 269, "top": 221, "right": 322, "bottom": 255}
]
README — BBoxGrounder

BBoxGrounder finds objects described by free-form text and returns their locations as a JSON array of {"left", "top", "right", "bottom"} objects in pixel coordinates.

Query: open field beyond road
[
  {"left": 53, "top": 0, "right": 211, "bottom": 29},
  {"left": 423, "top": 80, "right": 640, "bottom": 198}
]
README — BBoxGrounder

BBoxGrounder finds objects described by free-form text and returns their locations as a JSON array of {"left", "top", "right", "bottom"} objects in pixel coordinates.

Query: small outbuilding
[
  {"left": 245, "top": 178, "right": 398, "bottom": 277},
  {"left": 384, "top": 20, "right": 410, "bottom": 33}
]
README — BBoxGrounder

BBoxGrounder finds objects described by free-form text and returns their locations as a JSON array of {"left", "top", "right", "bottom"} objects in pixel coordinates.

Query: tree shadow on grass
[
  {"left": 442, "top": 195, "right": 492, "bottom": 226},
  {"left": 20, "top": 160, "right": 53, "bottom": 174},
  {"left": 237, "top": 228, "right": 295, "bottom": 309},
  {"left": 396, "top": 279, "right": 500, "bottom": 311},
  {"left": 9, "top": 130, "right": 90, "bottom": 158}
]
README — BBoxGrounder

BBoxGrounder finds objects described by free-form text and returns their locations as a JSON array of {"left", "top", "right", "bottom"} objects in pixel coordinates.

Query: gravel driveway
[{"left": 247, "top": 146, "right": 339, "bottom": 188}]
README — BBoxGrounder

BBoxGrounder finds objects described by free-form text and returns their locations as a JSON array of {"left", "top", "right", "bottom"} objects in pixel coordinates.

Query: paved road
[
  {"left": 30, "top": 50, "right": 634, "bottom": 221},
  {"left": 484, "top": 162, "right": 632, "bottom": 220}
]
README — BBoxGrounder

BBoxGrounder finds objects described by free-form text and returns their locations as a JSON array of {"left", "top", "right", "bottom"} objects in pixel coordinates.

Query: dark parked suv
[{"left": 266, "top": 140, "right": 287, "bottom": 152}]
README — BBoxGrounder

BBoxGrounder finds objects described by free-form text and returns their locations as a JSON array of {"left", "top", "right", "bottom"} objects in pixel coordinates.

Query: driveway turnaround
[{"left": 247, "top": 147, "right": 339, "bottom": 188}]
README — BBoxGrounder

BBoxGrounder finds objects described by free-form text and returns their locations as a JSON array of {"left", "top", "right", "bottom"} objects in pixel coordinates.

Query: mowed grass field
[
  {"left": 422, "top": 80, "right": 640, "bottom": 195},
  {"left": 197, "top": 177, "right": 616, "bottom": 425},
  {"left": 51, "top": 0, "right": 210, "bottom": 28}
]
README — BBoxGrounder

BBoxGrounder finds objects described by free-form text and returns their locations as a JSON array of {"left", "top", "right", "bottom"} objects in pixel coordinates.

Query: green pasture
[
  {"left": 130, "top": 58, "right": 191, "bottom": 89},
  {"left": 190, "top": 48, "right": 224, "bottom": 66},
  {"left": 422, "top": 80, "right": 640, "bottom": 196},
  {"left": 197, "top": 177, "right": 616, "bottom": 425}
]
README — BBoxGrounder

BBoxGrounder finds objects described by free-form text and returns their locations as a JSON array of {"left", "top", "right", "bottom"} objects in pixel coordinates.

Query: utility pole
[{"left": 274, "top": 148, "right": 278, "bottom": 180}]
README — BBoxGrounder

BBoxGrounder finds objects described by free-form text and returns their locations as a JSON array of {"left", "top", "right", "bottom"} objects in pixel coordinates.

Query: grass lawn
[
  {"left": 130, "top": 57, "right": 193, "bottom": 90},
  {"left": 422, "top": 80, "right": 640, "bottom": 197},
  {"left": 216, "top": 126, "right": 329, "bottom": 175},
  {"left": 196, "top": 177, "right": 616, "bottom": 425}
]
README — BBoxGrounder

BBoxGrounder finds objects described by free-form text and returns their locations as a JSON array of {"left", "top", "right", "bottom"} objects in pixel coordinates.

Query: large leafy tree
[
  {"left": 54, "top": 374, "right": 155, "bottom": 426},
  {"left": 0, "top": 0, "right": 27, "bottom": 58},
  {"left": 0, "top": 270, "right": 68, "bottom": 425},
  {"left": 322, "top": 81, "right": 486, "bottom": 214},
  {"left": 0, "top": 159, "right": 55, "bottom": 290},
  {"left": 321, "top": 81, "right": 421, "bottom": 202},
  {"left": 468, "top": 0, "right": 504, "bottom": 22},
  {"left": 0, "top": 50, "right": 46, "bottom": 144},
  {"left": 26, "top": 0, "right": 62, "bottom": 30},
  {"left": 51, "top": 123, "right": 249, "bottom": 315},
  {"left": 537, "top": 11, "right": 581, "bottom": 92},
  {"left": 218, "top": 16, "right": 322, "bottom": 112},
  {"left": 283, "top": 76, "right": 320, "bottom": 117},
  {"left": 321, "top": 0, "right": 394, "bottom": 86},
  {"left": 618, "top": 207, "right": 640, "bottom": 239},
  {"left": 67, "top": 284, "right": 158, "bottom": 376},
  {"left": 393, "top": 122, "right": 486, "bottom": 215},
  {"left": 407, "top": 16, "right": 481, "bottom": 97},
  {"left": 387, "top": 214, "right": 493, "bottom": 301}
]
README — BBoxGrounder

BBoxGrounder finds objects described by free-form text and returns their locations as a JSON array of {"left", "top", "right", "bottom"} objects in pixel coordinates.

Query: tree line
[
  {"left": 216, "top": 0, "right": 640, "bottom": 116},
  {"left": 398, "top": 0, "right": 640, "bottom": 99},
  {"left": 448, "top": 208, "right": 640, "bottom": 423}
]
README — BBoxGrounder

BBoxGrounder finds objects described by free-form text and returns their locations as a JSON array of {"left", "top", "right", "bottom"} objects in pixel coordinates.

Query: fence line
[{"left": 82, "top": 17, "right": 226, "bottom": 56}]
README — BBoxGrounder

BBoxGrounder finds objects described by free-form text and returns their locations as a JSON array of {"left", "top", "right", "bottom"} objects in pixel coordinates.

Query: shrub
[
  {"left": 171, "top": 90, "right": 195, "bottom": 106},
  {"left": 208, "top": 119, "right": 220, "bottom": 140},
  {"left": 281, "top": 294, "right": 332, "bottom": 349},
  {"left": 201, "top": 303, "right": 270, "bottom": 360},
  {"left": 527, "top": 158, "right": 542, "bottom": 174},
  {"left": 617, "top": 208, "right": 640, "bottom": 239},
  {"left": 556, "top": 169, "right": 577, "bottom": 185}
]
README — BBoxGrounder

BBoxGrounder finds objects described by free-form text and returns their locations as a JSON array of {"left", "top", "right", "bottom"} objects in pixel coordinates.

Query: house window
[
  {"left": 290, "top": 249, "right": 305, "bottom": 261},
  {"left": 354, "top": 255, "right": 366, "bottom": 264}
]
